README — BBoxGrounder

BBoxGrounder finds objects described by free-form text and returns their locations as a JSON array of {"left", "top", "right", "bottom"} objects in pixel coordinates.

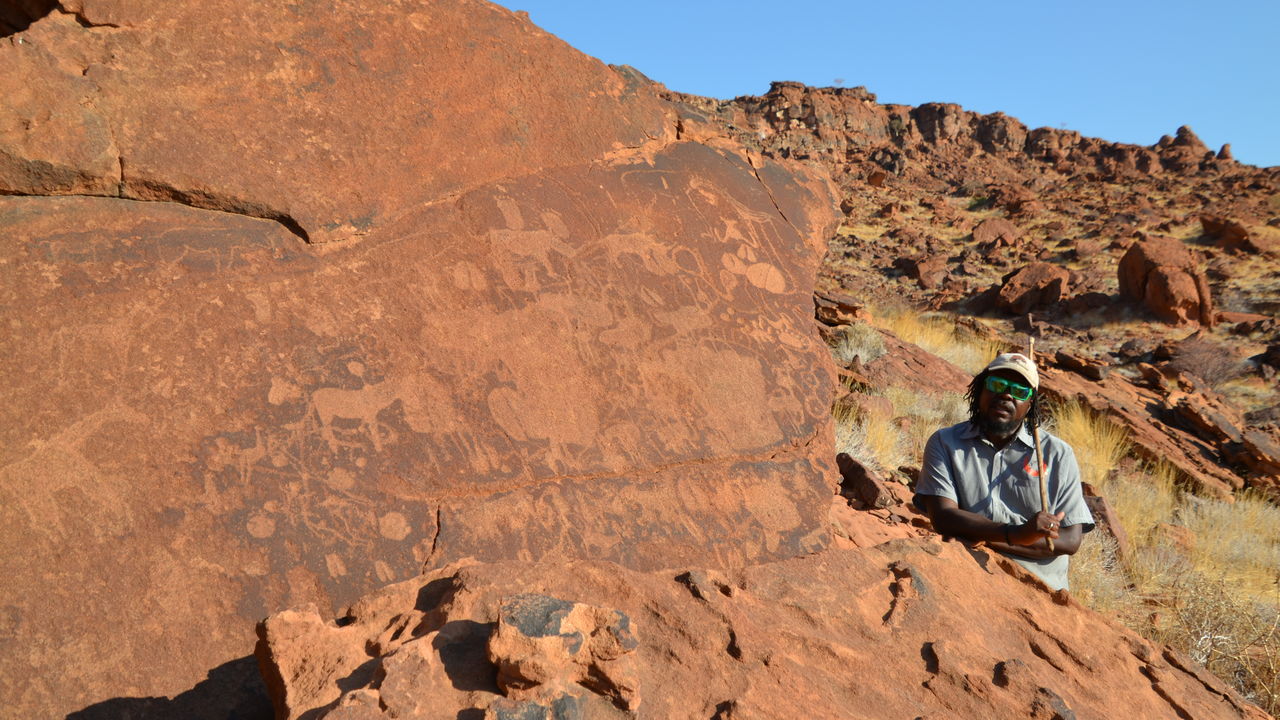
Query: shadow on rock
[
  {"left": 434, "top": 620, "right": 500, "bottom": 693},
  {"left": 66, "top": 655, "right": 272, "bottom": 720}
]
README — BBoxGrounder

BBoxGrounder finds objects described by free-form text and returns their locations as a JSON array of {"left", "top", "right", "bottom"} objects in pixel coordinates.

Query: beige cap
[{"left": 983, "top": 352, "right": 1039, "bottom": 389}]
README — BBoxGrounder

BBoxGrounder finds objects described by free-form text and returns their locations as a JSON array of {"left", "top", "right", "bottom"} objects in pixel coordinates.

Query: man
[{"left": 914, "top": 353, "right": 1094, "bottom": 591}]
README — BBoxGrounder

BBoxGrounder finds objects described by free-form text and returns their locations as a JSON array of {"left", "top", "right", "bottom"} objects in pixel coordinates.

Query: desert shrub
[
  {"left": 1152, "top": 573, "right": 1280, "bottom": 714},
  {"left": 829, "top": 322, "right": 887, "bottom": 367},
  {"left": 1066, "top": 531, "right": 1134, "bottom": 617},
  {"left": 1169, "top": 337, "right": 1246, "bottom": 388}
]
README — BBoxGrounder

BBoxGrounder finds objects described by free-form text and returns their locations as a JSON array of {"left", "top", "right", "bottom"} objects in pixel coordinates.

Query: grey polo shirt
[{"left": 913, "top": 420, "right": 1095, "bottom": 591}]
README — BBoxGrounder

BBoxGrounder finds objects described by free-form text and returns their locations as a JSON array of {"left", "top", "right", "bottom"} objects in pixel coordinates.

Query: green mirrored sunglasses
[{"left": 984, "top": 375, "right": 1034, "bottom": 401}]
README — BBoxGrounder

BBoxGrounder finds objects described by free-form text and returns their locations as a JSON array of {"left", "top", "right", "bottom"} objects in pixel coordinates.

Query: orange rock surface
[
  {"left": 1, "top": 2, "right": 839, "bottom": 715},
  {"left": 3, "top": 2, "right": 1276, "bottom": 719}
]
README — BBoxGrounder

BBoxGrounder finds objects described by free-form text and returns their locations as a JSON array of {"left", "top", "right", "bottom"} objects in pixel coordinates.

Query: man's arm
[
  {"left": 987, "top": 524, "right": 1081, "bottom": 559},
  {"left": 919, "top": 495, "right": 1069, "bottom": 554}
]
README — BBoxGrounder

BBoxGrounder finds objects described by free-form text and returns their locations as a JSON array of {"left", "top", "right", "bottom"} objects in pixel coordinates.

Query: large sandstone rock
[
  {"left": 0, "top": 3, "right": 840, "bottom": 716},
  {"left": 1117, "top": 236, "right": 1215, "bottom": 325},
  {"left": 1, "top": 0, "right": 669, "bottom": 244},
  {"left": 973, "top": 216, "right": 1022, "bottom": 249},
  {"left": 995, "top": 262, "right": 1071, "bottom": 315},
  {"left": 1200, "top": 214, "right": 1280, "bottom": 255}
]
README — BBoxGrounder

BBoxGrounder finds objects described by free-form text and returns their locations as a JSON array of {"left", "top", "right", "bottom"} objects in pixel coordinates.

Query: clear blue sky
[{"left": 493, "top": 1, "right": 1279, "bottom": 168}]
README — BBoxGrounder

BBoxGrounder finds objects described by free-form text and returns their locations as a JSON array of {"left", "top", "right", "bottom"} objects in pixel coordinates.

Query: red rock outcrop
[
  {"left": 973, "top": 217, "right": 1023, "bottom": 249},
  {"left": 995, "top": 262, "right": 1071, "bottom": 315},
  {"left": 1117, "top": 236, "right": 1215, "bottom": 325},
  {"left": 1201, "top": 214, "right": 1279, "bottom": 255},
  {"left": 0, "top": 3, "right": 841, "bottom": 716},
  {"left": 1039, "top": 362, "right": 1247, "bottom": 500},
  {"left": 255, "top": 547, "right": 1270, "bottom": 720},
  {"left": 1, "top": 0, "right": 670, "bottom": 244},
  {"left": 664, "top": 82, "right": 1241, "bottom": 191}
]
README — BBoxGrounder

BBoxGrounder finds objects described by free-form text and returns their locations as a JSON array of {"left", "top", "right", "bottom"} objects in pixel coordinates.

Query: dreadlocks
[{"left": 966, "top": 370, "right": 1041, "bottom": 431}]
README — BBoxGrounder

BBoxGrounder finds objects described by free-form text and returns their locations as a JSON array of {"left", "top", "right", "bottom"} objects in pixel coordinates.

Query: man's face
[{"left": 977, "top": 369, "right": 1034, "bottom": 436}]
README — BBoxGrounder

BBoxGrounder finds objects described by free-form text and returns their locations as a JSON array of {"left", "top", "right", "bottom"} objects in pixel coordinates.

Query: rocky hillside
[
  {"left": 2, "top": 2, "right": 1276, "bottom": 719},
  {"left": 663, "top": 81, "right": 1279, "bottom": 501}
]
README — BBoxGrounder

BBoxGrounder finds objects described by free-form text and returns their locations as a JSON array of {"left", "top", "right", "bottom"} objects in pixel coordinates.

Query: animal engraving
[{"left": 311, "top": 380, "right": 403, "bottom": 452}]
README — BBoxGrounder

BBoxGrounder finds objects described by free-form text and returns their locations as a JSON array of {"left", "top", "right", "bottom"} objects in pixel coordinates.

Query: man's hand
[{"left": 1008, "top": 511, "right": 1065, "bottom": 546}]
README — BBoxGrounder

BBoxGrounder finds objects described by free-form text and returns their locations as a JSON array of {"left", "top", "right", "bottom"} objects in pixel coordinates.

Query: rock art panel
[
  {"left": 0, "top": 2, "right": 841, "bottom": 716},
  {"left": 1, "top": 137, "right": 837, "bottom": 716}
]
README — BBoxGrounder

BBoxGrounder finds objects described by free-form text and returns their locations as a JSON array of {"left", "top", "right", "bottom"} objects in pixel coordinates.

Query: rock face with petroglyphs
[{"left": 0, "top": 1, "right": 839, "bottom": 715}]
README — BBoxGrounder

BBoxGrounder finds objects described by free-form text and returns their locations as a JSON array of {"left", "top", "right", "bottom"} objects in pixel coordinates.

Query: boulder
[
  {"left": 1054, "top": 351, "right": 1109, "bottom": 381},
  {"left": 973, "top": 217, "right": 1022, "bottom": 249},
  {"left": 1241, "top": 431, "right": 1280, "bottom": 477},
  {"left": 994, "top": 262, "right": 1071, "bottom": 315},
  {"left": 1116, "top": 236, "right": 1215, "bottom": 325},
  {"left": 975, "top": 112, "right": 1028, "bottom": 154},
  {"left": 1200, "top": 214, "right": 1278, "bottom": 255},
  {"left": 893, "top": 253, "right": 948, "bottom": 289},
  {"left": 0, "top": 2, "right": 841, "bottom": 716},
  {"left": 813, "top": 289, "right": 866, "bottom": 326},
  {"left": 1070, "top": 238, "right": 1102, "bottom": 259},
  {"left": 1198, "top": 215, "right": 1251, "bottom": 251},
  {"left": 1165, "top": 393, "right": 1244, "bottom": 446},
  {"left": 836, "top": 453, "right": 897, "bottom": 509}
]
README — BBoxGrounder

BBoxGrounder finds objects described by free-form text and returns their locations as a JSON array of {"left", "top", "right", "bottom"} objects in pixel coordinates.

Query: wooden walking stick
[{"left": 1028, "top": 337, "right": 1053, "bottom": 551}]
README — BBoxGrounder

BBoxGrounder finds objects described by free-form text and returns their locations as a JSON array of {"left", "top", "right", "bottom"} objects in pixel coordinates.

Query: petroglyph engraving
[
  {"left": 489, "top": 227, "right": 575, "bottom": 292},
  {"left": 0, "top": 406, "right": 147, "bottom": 543},
  {"left": 378, "top": 512, "right": 411, "bottom": 541},
  {"left": 310, "top": 380, "right": 403, "bottom": 452},
  {"left": 722, "top": 244, "right": 787, "bottom": 294}
]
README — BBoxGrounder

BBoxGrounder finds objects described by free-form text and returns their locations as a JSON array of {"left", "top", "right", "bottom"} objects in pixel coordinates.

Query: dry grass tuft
[
  {"left": 883, "top": 387, "right": 968, "bottom": 464},
  {"left": 1106, "top": 462, "right": 1181, "bottom": 550},
  {"left": 1181, "top": 490, "right": 1280, "bottom": 603},
  {"left": 1046, "top": 400, "right": 1131, "bottom": 492},
  {"left": 829, "top": 322, "right": 887, "bottom": 367},
  {"left": 832, "top": 400, "right": 904, "bottom": 473},
  {"left": 831, "top": 387, "right": 967, "bottom": 475},
  {"left": 869, "top": 306, "right": 1005, "bottom": 375}
]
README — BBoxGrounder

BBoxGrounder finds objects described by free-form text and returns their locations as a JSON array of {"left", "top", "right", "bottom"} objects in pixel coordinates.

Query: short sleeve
[
  {"left": 1050, "top": 442, "right": 1095, "bottom": 532},
  {"left": 913, "top": 429, "right": 957, "bottom": 511}
]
